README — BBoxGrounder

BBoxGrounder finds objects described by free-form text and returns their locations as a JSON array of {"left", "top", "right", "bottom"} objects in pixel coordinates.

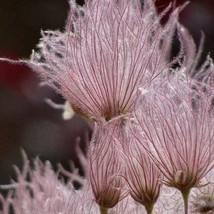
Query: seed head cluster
[{"left": 1, "top": 0, "right": 214, "bottom": 213}]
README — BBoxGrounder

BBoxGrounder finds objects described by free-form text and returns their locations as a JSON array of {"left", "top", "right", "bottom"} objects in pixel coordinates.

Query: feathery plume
[
  {"left": 131, "top": 74, "right": 214, "bottom": 213},
  {"left": 122, "top": 134, "right": 162, "bottom": 214},
  {"left": 88, "top": 121, "right": 126, "bottom": 213},
  {"left": 29, "top": 0, "right": 179, "bottom": 121}
]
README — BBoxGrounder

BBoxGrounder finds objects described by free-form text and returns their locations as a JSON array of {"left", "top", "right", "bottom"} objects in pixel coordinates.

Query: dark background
[{"left": 0, "top": 0, "right": 213, "bottom": 185}]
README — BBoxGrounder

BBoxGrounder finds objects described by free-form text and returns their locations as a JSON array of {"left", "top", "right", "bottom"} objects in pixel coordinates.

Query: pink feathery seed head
[
  {"left": 131, "top": 76, "right": 214, "bottom": 194},
  {"left": 87, "top": 121, "right": 127, "bottom": 209},
  {"left": 174, "top": 23, "right": 214, "bottom": 91},
  {"left": 29, "top": 0, "right": 179, "bottom": 121},
  {"left": 123, "top": 137, "right": 162, "bottom": 214},
  {"left": 0, "top": 150, "right": 90, "bottom": 214}
]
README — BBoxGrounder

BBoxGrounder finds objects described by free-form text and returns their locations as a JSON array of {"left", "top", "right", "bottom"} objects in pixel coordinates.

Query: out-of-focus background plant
[{"left": 0, "top": 0, "right": 213, "bottom": 185}]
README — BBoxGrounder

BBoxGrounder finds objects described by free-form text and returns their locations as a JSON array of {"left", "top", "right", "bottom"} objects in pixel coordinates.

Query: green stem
[
  {"left": 181, "top": 189, "right": 190, "bottom": 214},
  {"left": 145, "top": 203, "right": 154, "bottom": 214},
  {"left": 100, "top": 206, "right": 108, "bottom": 214}
]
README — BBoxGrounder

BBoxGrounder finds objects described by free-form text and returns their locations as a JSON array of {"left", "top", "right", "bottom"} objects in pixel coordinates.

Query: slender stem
[
  {"left": 181, "top": 189, "right": 190, "bottom": 214},
  {"left": 100, "top": 206, "right": 108, "bottom": 214},
  {"left": 145, "top": 203, "right": 154, "bottom": 214}
]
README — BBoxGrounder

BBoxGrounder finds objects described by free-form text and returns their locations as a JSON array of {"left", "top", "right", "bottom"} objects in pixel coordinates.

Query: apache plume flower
[
  {"left": 88, "top": 121, "right": 126, "bottom": 212},
  {"left": 0, "top": 151, "right": 93, "bottom": 214},
  {"left": 2, "top": 0, "right": 214, "bottom": 213},
  {"left": 123, "top": 136, "right": 162, "bottom": 214},
  {"left": 131, "top": 74, "right": 214, "bottom": 212},
  {"left": 0, "top": 149, "right": 181, "bottom": 214},
  {"left": 29, "top": 0, "right": 178, "bottom": 121}
]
